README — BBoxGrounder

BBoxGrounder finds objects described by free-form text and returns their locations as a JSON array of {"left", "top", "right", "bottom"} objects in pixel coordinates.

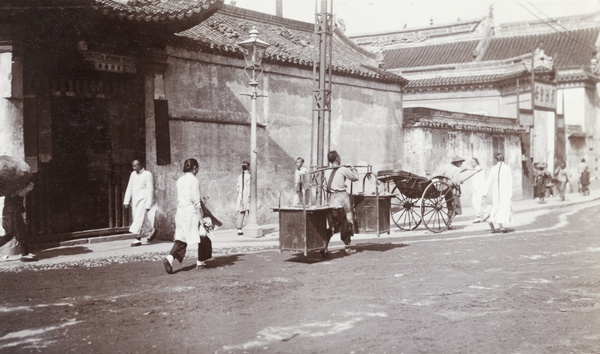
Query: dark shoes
[
  {"left": 20, "top": 254, "right": 38, "bottom": 262},
  {"left": 163, "top": 258, "right": 173, "bottom": 274}
]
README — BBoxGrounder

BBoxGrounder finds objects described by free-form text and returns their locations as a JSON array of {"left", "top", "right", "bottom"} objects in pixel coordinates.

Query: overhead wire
[{"left": 512, "top": 0, "right": 598, "bottom": 52}]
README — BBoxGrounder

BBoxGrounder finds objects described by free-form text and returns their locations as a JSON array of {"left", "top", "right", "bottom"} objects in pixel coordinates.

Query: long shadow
[
  {"left": 353, "top": 242, "right": 410, "bottom": 253},
  {"left": 34, "top": 246, "right": 93, "bottom": 260},
  {"left": 263, "top": 227, "right": 278, "bottom": 236},
  {"left": 173, "top": 255, "right": 240, "bottom": 273},
  {"left": 284, "top": 242, "right": 410, "bottom": 264}
]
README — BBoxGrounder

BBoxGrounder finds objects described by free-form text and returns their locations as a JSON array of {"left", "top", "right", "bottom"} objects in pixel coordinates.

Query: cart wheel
[
  {"left": 391, "top": 186, "right": 422, "bottom": 231},
  {"left": 421, "top": 180, "right": 453, "bottom": 233}
]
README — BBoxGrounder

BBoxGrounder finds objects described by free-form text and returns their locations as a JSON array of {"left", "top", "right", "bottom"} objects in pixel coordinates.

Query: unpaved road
[{"left": 1, "top": 202, "right": 599, "bottom": 353}]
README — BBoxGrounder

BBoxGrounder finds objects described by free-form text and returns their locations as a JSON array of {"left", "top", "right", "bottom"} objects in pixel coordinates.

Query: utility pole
[{"left": 311, "top": 0, "right": 333, "bottom": 205}]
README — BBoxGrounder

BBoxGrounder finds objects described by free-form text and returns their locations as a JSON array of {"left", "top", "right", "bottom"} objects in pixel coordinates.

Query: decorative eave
[
  {"left": 93, "top": 0, "right": 224, "bottom": 32},
  {"left": 557, "top": 68, "right": 600, "bottom": 88},
  {"left": 404, "top": 107, "right": 525, "bottom": 134},
  {"left": 0, "top": 0, "right": 224, "bottom": 34}
]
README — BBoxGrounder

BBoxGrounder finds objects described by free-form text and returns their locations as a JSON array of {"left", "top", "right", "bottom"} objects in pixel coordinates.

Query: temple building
[
  {"left": 0, "top": 1, "right": 407, "bottom": 243},
  {"left": 351, "top": 10, "right": 600, "bottom": 198}
]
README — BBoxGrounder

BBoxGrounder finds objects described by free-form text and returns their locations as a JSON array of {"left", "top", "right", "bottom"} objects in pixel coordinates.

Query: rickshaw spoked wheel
[
  {"left": 421, "top": 179, "right": 453, "bottom": 233},
  {"left": 391, "top": 186, "right": 422, "bottom": 231}
]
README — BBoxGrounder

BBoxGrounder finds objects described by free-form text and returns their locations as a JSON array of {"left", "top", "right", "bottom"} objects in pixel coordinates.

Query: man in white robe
[
  {"left": 483, "top": 153, "right": 514, "bottom": 233},
  {"left": 123, "top": 160, "right": 155, "bottom": 246}
]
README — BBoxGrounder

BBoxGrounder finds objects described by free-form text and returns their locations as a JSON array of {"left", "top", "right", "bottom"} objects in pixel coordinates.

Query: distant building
[{"left": 351, "top": 11, "right": 600, "bottom": 196}]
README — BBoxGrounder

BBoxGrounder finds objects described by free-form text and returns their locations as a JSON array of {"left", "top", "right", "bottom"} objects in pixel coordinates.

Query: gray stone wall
[{"left": 155, "top": 47, "right": 404, "bottom": 232}]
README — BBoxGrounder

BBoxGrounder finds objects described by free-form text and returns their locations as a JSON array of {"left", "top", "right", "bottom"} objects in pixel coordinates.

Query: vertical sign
[{"left": 533, "top": 81, "right": 557, "bottom": 111}]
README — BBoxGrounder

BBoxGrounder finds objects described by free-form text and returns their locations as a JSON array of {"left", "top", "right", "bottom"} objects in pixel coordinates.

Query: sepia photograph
[{"left": 1, "top": 0, "right": 599, "bottom": 352}]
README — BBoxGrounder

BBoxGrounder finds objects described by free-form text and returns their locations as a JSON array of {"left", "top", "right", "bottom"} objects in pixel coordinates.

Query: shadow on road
[
  {"left": 173, "top": 255, "right": 240, "bottom": 273},
  {"left": 35, "top": 246, "right": 93, "bottom": 260},
  {"left": 263, "top": 227, "right": 278, "bottom": 235},
  {"left": 284, "top": 242, "right": 410, "bottom": 264},
  {"left": 354, "top": 242, "right": 410, "bottom": 253}
]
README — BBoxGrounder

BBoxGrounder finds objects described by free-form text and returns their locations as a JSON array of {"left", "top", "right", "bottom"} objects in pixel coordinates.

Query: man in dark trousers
[{"left": 323, "top": 150, "right": 359, "bottom": 256}]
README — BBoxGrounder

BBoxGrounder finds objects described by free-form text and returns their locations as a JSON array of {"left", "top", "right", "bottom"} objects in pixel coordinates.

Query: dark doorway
[{"left": 45, "top": 97, "right": 112, "bottom": 233}]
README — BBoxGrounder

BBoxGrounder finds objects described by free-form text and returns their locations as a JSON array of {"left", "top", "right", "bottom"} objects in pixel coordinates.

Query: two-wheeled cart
[{"left": 377, "top": 170, "right": 455, "bottom": 233}]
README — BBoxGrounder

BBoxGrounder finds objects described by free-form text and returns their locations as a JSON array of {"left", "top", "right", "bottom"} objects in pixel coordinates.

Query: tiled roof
[
  {"left": 405, "top": 70, "right": 525, "bottom": 89},
  {"left": 174, "top": 5, "right": 408, "bottom": 84},
  {"left": 0, "top": 0, "right": 224, "bottom": 30},
  {"left": 482, "top": 28, "right": 600, "bottom": 69},
  {"left": 93, "top": 0, "right": 223, "bottom": 26},
  {"left": 404, "top": 107, "right": 524, "bottom": 134},
  {"left": 382, "top": 40, "right": 480, "bottom": 69}
]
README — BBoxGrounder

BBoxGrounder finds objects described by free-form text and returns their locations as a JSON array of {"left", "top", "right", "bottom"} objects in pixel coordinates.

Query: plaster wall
[
  {"left": 159, "top": 47, "right": 404, "bottom": 230},
  {"left": 501, "top": 91, "right": 533, "bottom": 118},
  {"left": 563, "top": 85, "right": 600, "bottom": 191},
  {"left": 563, "top": 87, "right": 586, "bottom": 127}
]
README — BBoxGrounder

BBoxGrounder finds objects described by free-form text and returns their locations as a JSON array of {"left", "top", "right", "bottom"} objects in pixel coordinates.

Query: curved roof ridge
[
  {"left": 335, "top": 27, "right": 377, "bottom": 59},
  {"left": 219, "top": 4, "right": 313, "bottom": 32}
]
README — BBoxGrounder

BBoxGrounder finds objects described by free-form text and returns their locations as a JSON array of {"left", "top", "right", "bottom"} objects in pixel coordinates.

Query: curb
[{"left": 29, "top": 195, "right": 600, "bottom": 251}]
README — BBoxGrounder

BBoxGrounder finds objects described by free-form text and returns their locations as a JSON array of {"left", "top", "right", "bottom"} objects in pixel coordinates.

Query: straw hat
[{"left": 451, "top": 156, "right": 465, "bottom": 164}]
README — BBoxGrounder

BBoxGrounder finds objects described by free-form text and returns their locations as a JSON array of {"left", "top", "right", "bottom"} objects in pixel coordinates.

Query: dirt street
[{"left": 1, "top": 202, "right": 599, "bottom": 353}]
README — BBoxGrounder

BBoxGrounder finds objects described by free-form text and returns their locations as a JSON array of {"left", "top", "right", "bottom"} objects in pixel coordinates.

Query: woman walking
[{"left": 163, "top": 158, "right": 208, "bottom": 274}]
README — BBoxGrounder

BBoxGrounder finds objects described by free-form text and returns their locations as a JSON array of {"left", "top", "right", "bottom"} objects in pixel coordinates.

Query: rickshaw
[{"left": 377, "top": 170, "right": 456, "bottom": 233}]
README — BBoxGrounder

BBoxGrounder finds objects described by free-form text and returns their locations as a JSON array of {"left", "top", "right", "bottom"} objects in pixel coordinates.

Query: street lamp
[{"left": 237, "top": 26, "right": 270, "bottom": 238}]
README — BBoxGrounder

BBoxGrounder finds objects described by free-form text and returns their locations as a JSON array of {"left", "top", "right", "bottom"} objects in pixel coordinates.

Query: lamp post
[{"left": 237, "top": 26, "right": 269, "bottom": 238}]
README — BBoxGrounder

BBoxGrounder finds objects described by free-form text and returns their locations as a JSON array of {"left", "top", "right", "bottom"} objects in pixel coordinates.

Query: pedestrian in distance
[
  {"left": 581, "top": 166, "right": 590, "bottom": 196},
  {"left": 123, "top": 159, "right": 155, "bottom": 247},
  {"left": 292, "top": 157, "right": 309, "bottom": 207},
  {"left": 163, "top": 158, "right": 207, "bottom": 274},
  {"left": 469, "top": 157, "right": 486, "bottom": 223},
  {"left": 483, "top": 153, "right": 514, "bottom": 233},
  {"left": 1, "top": 180, "right": 37, "bottom": 261},
  {"left": 578, "top": 158, "right": 589, "bottom": 195},
  {"left": 236, "top": 161, "right": 250, "bottom": 236},
  {"left": 323, "top": 150, "right": 359, "bottom": 256},
  {"left": 554, "top": 162, "right": 569, "bottom": 201},
  {"left": 533, "top": 163, "right": 551, "bottom": 204}
]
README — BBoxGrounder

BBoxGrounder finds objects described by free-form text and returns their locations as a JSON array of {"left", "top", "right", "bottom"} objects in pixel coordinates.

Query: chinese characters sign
[
  {"left": 533, "top": 81, "right": 557, "bottom": 111},
  {"left": 85, "top": 52, "right": 136, "bottom": 74}
]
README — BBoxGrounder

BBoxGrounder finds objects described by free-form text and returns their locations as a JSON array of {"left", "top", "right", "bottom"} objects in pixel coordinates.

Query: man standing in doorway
[{"left": 123, "top": 159, "right": 155, "bottom": 246}]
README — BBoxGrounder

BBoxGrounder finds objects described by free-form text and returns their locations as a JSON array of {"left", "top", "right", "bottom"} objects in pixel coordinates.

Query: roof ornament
[{"left": 532, "top": 48, "right": 554, "bottom": 71}]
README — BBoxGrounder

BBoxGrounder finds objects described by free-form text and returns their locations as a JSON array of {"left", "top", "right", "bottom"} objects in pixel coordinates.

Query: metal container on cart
[
  {"left": 273, "top": 182, "right": 337, "bottom": 256},
  {"left": 351, "top": 167, "right": 392, "bottom": 236},
  {"left": 273, "top": 205, "right": 335, "bottom": 256}
]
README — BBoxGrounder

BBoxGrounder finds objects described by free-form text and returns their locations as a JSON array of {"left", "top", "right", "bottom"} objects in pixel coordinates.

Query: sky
[{"left": 227, "top": 0, "right": 600, "bottom": 35}]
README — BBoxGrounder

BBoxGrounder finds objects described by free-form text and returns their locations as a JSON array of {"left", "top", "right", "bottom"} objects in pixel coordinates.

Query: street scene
[
  {"left": 1, "top": 193, "right": 599, "bottom": 353},
  {"left": 1, "top": 0, "right": 600, "bottom": 353}
]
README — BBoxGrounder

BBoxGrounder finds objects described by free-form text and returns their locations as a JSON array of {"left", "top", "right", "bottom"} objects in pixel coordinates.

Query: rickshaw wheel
[
  {"left": 391, "top": 186, "right": 422, "bottom": 231},
  {"left": 421, "top": 180, "right": 453, "bottom": 233}
]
